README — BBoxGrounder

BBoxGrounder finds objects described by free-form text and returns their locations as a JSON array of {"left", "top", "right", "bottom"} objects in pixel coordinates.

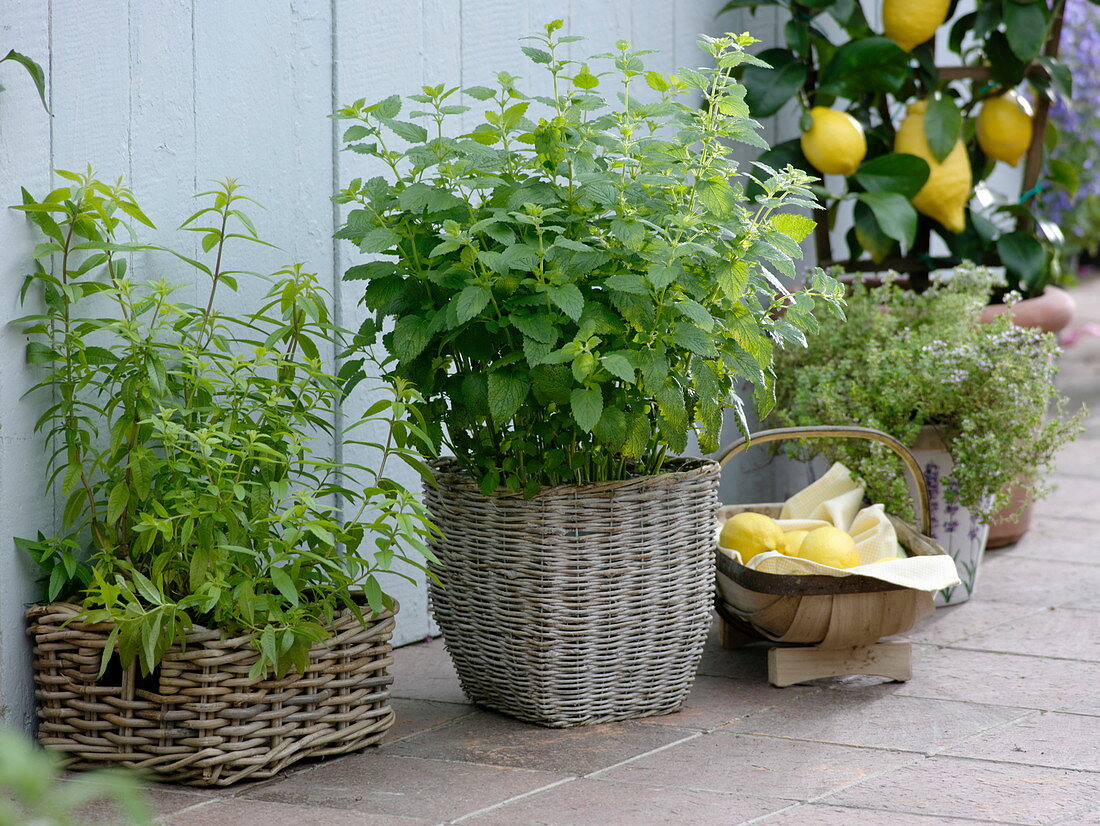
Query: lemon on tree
[
  {"left": 800, "top": 107, "right": 867, "bottom": 177},
  {"left": 883, "top": 0, "right": 951, "bottom": 52},
  {"left": 895, "top": 100, "right": 972, "bottom": 233},
  {"left": 977, "top": 90, "right": 1034, "bottom": 167},
  {"left": 792, "top": 526, "right": 861, "bottom": 569},
  {"left": 720, "top": 512, "right": 784, "bottom": 564}
]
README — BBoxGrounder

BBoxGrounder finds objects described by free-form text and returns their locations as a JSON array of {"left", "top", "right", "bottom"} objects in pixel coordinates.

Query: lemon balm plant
[
  {"left": 729, "top": 0, "right": 1073, "bottom": 298},
  {"left": 335, "top": 23, "right": 843, "bottom": 727},
  {"left": 335, "top": 24, "right": 843, "bottom": 496},
  {"left": 14, "top": 171, "right": 435, "bottom": 682}
]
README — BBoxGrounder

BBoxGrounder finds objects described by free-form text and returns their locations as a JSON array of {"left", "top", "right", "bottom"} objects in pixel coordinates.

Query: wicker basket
[
  {"left": 25, "top": 601, "right": 397, "bottom": 786},
  {"left": 425, "top": 456, "right": 720, "bottom": 728},
  {"left": 714, "top": 426, "right": 947, "bottom": 648}
]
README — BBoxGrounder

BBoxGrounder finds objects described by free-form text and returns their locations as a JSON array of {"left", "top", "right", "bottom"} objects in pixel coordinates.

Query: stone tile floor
[{"left": 60, "top": 282, "right": 1100, "bottom": 824}]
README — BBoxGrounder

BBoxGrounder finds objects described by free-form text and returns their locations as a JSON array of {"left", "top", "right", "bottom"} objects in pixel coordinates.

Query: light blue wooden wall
[{"left": 0, "top": 0, "right": 774, "bottom": 731}]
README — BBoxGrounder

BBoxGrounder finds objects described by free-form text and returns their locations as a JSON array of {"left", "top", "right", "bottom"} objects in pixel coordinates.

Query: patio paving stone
[
  {"left": 630, "top": 674, "right": 817, "bottom": 730},
  {"left": 162, "top": 798, "right": 434, "bottom": 825},
  {"left": 891, "top": 599, "right": 1046, "bottom": 646},
  {"left": 943, "top": 711, "right": 1100, "bottom": 771},
  {"left": 379, "top": 710, "right": 696, "bottom": 774},
  {"left": 239, "top": 752, "right": 569, "bottom": 822},
  {"left": 952, "top": 607, "right": 1100, "bottom": 662},
  {"left": 595, "top": 731, "right": 917, "bottom": 801},
  {"left": 1001, "top": 514, "right": 1100, "bottom": 565},
  {"left": 752, "top": 802, "right": 990, "bottom": 825},
  {"left": 458, "top": 778, "right": 787, "bottom": 826},
  {"left": 387, "top": 697, "right": 480, "bottom": 743},
  {"left": 723, "top": 687, "right": 1030, "bottom": 753},
  {"left": 387, "top": 636, "right": 469, "bottom": 704},
  {"left": 963, "top": 555, "right": 1100, "bottom": 607},
  {"left": 1018, "top": 477, "right": 1100, "bottom": 523},
  {"left": 822, "top": 755, "right": 1100, "bottom": 824},
  {"left": 824, "top": 645, "right": 1100, "bottom": 713}
]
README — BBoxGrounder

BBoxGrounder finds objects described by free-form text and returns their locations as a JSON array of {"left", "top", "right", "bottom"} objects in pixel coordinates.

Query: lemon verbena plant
[
  {"left": 772, "top": 265, "right": 1083, "bottom": 521},
  {"left": 335, "top": 24, "right": 844, "bottom": 496},
  {"left": 14, "top": 171, "right": 437, "bottom": 678}
]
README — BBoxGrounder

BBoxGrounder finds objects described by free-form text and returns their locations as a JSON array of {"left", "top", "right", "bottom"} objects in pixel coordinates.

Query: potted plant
[
  {"left": 14, "top": 171, "right": 437, "bottom": 785},
  {"left": 770, "top": 264, "right": 1083, "bottom": 605},
  {"left": 334, "top": 23, "right": 844, "bottom": 726}
]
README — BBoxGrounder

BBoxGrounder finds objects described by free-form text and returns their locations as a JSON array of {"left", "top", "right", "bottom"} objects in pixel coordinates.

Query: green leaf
[
  {"left": 356, "top": 227, "right": 401, "bottom": 254},
  {"left": 741, "top": 49, "right": 807, "bottom": 118},
  {"left": 374, "top": 94, "right": 401, "bottom": 119},
  {"left": 547, "top": 284, "right": 584, "bottom": 320},
  {"left": 511, "top": 314, "right": 557, "bottom": 343},
  {"left": 1, "top": 50, "right": 48, "bottom": 111},
  {"left": 487, "top": 372, "right": 528, "bottom": 424},
  {"left": 106, "top": 481, "right": 130, "bottom": 524},
  {"left": 818, "top": 37, "right": 909, "bottom": 98},
  {"left": 390, "top": 315, "right": 433, "bottom": 362},
  {"left": 385, "top": 120, "right": 429, "bottom": 143},
  {"left": 531, "top": 364, "right": 572, "bottom": 406},
  {"left": 25, "top": 341, "right": 57, "bottom": 364},
  {"left": 465, "top": 85, "right": 496, "bottom": 101},
  {"left": 987, "top": 30, "right": 1027, "bottom": 87},
  {"left": 716, "top": 260, "right": 750, "bottom": 301},
  {"left": 604, "top": 273, "right": 648, "bottom": 295},
  {"left": 769, "top": 213, "right": 816, "bottom": 243},
  {"left": 852, "top": 200, "right": 895, "bottom": 263},
  {"left": 924, "top": 96, "right": 962, "bottom": 163},
  {"left": 601, "top": 353, "right": 635, "bottom": 382},
  {"left": 570, "top": 386, "right": 603, "bottom": 433},
  {"left": 997, "top": 231, "right": 1047, "bottom": 292},
  {"left": 672, "top": 322, "right": 718, "bottom": 357},
  {"left": 344, "top": 261, "right": 398, "bottom": 281},
  {"left": 857, "top": 191, "right": 917, "bottom": 250},
  {"left": 1004, "top": 1, "right": 1047, "bottom": 62},
  {"left": 521, "top": 46, "right": 553, "bottom": 65},
  {"left": 455, "top": 285, "right": 491, "bottom": 323},
  {"left": 854, "top": 153, "right": 930, "bottom": 199},
  {"left": 269, "top": 567, "right": 299, "bottom": 607},
  {"left": 697, "top": 177, "right": 736, "bottom": 217}
]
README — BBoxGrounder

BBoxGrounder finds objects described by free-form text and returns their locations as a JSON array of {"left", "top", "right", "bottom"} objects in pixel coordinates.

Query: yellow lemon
[
  {"left": 894, "top": 100, "right": 972, "bottom": 234},
  {"left": 793, "top": 526, "right": 861, "bottom": 569},
  {"left": 883, "top": 0, "right": 951, "bottom": 52},
  {"left": 719, "top": 512, "right": 784, "bottom": 564},
  {"left": 977, "top": 90, "right": 1034, "bottom": 167},
  {"left": 781, "top": 530, "right": 810, "bottom": 556},
  {"left": 800, "top": 107, "right": 867, "bottom": 177}
]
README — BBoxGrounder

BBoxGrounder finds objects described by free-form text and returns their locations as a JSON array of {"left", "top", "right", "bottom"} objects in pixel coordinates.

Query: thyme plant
[
  {"left": 772, "top": 265, "right": 1083, "bottom": 521},
  {"left": 14, "top": 171, "right": 437, "bottom": 678},
  {"left": 335, "top": 23, "right": 844, "bottom": 496}
]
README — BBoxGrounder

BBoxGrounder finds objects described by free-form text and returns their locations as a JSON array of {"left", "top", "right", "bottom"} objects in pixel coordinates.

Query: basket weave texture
[
  {"left": 25, "top": 601, "right": 396, "bottom": 786},
  {"left": 425, "top": 457, "right": 720, "bottom": 728}
]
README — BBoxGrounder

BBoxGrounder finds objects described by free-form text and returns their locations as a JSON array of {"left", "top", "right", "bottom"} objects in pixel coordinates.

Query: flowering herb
[
  {"left": 1044, "top": 0, "right": 1100, "bottom": 260},
  {"left": 771, "top": 264, "right": 1083, "bottom": 521}
]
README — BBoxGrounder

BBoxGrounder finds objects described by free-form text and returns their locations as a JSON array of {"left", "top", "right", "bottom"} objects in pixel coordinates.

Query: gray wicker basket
[
  {"left": 425, "top": 456, "right": 720, "bottom": 727},
  {"left": 26, "top": 601, "right": 396, "bottom": 786}
]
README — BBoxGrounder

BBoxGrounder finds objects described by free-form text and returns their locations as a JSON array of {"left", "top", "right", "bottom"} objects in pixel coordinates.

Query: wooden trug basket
[{"left": 715, "top": 426, "right": 949, "bottom": 687}]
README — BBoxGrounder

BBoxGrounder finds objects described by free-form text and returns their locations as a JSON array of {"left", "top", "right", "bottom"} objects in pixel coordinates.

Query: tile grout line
[
  {"left": 583, "top": 729, "right": 705, "bottom": 779},
  {"left": 445, "top": 777, "right": 577, "bottom": 824}
]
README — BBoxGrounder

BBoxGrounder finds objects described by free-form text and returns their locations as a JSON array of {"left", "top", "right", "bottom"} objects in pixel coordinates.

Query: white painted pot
[{"left": 910, "top": 428, "right": 991, "bottom": 607}]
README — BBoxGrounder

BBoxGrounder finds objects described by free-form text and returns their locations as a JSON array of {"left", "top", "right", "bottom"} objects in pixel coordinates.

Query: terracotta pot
[
  {"left": 979, "top": 286, "right": 1075, "bottom": 548},
  {"left": 979, "top": 285, "right": 1075, "bottom": 333}
]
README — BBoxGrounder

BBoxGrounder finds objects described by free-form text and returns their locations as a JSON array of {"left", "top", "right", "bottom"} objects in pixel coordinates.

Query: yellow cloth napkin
[{"left": 719, "top": 462, "right": 960, "bottom": 592}]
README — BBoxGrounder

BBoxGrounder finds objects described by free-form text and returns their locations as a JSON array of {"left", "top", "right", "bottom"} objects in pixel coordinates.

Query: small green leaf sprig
[
  {"left": 336, "top": 22, "right": 844, "bottom": 495},
  {"left": 14, "top": 170, "right": 438, "bottom": 679},
  {"left": 771, "top": 263, "right": 1084, "bottom": 521}
]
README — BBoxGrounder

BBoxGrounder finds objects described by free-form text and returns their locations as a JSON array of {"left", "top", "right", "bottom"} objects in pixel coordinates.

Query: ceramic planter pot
[
  {"left": 980, "top": 286, "right": 1075, "bottom": 548},
  {"left": 909, "top": 428, "right": 991, "bottom": 606}
]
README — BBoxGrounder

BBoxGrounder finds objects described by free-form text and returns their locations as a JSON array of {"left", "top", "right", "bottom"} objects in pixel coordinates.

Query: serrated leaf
[
  {"left": 488, "top": 372, "right": 528, "bottom": 424},
  {"left": 769, "top": 213, "right": 816, "bottom": 243},
  {"left": 609, "top": 218, "right": 646, "bottom": 250},
  {"left": 672, "top": 322, "right": 718, "bottom": 357},
  {"left": 357, "top": 226, "right": 401, "bottom": 254},
  {"left": 511, "top": 314, "right": 558, "bottom": 343},
  {"left": 390, "top": 315, "right": 433, "bottom": 362},
  {"left": 716, "top": 260, "right": 750, "bottom": 301},
  {"left": 455, "top": 285, "right": 491, "bottom": 323},
  {"left": 547, "top": 283, "right": 584, "bottom": 320},
  {"left": 604, "top": 273, "right": 649, "bottom": 295},
  {"left": 570, "top": 386, "right": 603, "bottom": 432},
  {"left": 600, "top": 353, "right": 635, "bottom": 382}
]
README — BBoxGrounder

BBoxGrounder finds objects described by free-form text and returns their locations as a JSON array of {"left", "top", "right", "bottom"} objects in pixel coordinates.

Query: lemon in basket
[
  {"left": 793, "top": 526, "right": 861, "bottom": 569},
  {"left": 781, "top": 529, "right": 810, "bottom": 556},
  {"left": 719, "top": 512, "right": 784, "bottom": 564}
]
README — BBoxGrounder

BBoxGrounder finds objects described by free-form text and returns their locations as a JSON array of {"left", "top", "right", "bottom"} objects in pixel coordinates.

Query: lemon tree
[{"left": 726, "top": 0, "right": 1076, "bottom": 299}]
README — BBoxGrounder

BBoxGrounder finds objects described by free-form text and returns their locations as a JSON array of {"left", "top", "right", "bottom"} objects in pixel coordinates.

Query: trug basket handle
[{"left": 714, "top": 425, "right": 932, "bottom": 536}]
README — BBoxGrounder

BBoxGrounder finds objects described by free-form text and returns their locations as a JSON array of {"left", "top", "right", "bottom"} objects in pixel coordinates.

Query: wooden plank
[
  {"left": 768, "top": 641, "right": 913, "bottom": 687},
  {"left": 0, "top": 0, "right": 53, "bottom": 734}
]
